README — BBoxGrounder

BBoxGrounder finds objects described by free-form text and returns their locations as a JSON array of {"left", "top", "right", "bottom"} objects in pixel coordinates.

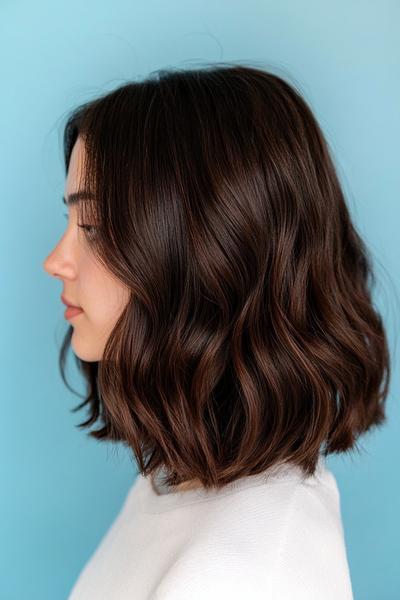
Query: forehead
[
  {"left": 64, "top": 137, "right": 87, "bottom": 198},
  {"left": 63, "top": 137, "right": 97, "bottom": 208}
]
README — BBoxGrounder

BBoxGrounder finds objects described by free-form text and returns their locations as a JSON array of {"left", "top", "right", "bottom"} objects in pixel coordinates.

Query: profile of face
[{"left": 42, "top": 136, "right": 130, "bottom": 362}]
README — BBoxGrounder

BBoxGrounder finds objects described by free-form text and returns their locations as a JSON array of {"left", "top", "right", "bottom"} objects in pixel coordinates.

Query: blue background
[{"left": 1, "top": 1, "right": 399, "bottom": 598}]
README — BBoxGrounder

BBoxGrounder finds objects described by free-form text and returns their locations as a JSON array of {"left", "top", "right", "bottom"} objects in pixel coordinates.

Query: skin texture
[{"left": 42, "top": 137, "right": 130, "bottom": 362}]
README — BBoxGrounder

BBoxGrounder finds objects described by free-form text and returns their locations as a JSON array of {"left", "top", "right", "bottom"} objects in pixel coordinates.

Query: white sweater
[{"left": 67, "top": 454, "right": 354, "bottom": 599}]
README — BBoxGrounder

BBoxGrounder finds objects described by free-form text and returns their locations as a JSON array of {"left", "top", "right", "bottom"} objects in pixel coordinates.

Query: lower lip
[{"left": 64, "top": 306, "right": 84, "bottom": 320}]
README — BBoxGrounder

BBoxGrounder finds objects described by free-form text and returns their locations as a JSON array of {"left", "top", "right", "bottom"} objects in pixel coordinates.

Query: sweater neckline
[{"left": 139, "top": 454, "right": 327, "bottom": 513}]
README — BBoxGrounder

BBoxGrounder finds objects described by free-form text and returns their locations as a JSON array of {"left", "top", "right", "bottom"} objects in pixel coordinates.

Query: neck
[{"left": 173, "top": 478, "right": 203, "bottom": 492}]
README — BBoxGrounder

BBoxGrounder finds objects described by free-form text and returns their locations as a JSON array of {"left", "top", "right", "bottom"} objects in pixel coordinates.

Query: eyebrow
[{"left": 62, "top": 191, "right": 95, "bottom": 206}]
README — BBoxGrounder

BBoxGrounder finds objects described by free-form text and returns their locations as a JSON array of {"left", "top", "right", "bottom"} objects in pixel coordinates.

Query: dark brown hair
[{"left": 59, "top": 63, "right": 391, "bottom": 490}]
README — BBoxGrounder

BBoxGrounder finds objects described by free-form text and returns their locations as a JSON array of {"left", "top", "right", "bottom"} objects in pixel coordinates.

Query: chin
[{"left": 71, "top": 339, "right": 102, "bottom": 362}]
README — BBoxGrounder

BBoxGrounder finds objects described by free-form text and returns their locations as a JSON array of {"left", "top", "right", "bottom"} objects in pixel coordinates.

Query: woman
[{"left": 43, "top": 63, "right": 390, "bottom": 599}]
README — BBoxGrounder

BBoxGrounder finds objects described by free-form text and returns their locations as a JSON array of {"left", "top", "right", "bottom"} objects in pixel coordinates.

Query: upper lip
[{"left": 61, "top": 294, "right": 81, "bottom": 308}]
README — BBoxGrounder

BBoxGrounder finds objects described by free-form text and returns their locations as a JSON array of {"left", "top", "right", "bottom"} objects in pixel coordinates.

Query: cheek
[
  {"left": 79, "top": 257, "right": 109, "bottom": 307},
  {"left": 84, "top": 289, "right": 120, "bottom": 326},
  {"left": 82, "top": 264, "right": 129, "bottom": 325}
]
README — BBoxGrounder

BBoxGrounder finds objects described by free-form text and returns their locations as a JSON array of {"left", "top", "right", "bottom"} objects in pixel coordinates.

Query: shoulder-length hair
[{"left": 59, "top": 63, "right": 390, "bottom": 490}]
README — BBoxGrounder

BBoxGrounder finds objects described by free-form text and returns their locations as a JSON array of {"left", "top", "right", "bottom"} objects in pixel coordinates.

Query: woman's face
[{"left": 43, "top": 136, "right": 130, "bottom": 362}]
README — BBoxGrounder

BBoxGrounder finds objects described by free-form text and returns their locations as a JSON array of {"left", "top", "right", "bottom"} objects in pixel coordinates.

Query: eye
[
  {"left": 77, "top": 223, "right": 97, "bottom": 239},
  {"left": 63, "top": 212, "right": 96, "bottom": 239}
]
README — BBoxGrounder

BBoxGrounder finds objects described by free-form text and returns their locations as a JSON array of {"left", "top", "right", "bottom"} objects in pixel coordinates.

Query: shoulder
[
  {"left": 151, "top": 467, "right": 353, "bottom": 599},
  {"left": 267, "top": 472, "right": 354, "bottom": 599}
]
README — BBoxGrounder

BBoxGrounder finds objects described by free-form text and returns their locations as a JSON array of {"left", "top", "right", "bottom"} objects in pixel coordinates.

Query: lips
[
  {"left": 61, "top": 293, "right": 81, "bottom": 309},
  {"left": 64, "top": 305, "right": 84, "bottom": 320}
]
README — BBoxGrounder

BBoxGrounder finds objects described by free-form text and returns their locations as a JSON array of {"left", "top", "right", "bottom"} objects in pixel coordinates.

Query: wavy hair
[{"left": 58, "top": 63, "right": 391, "bottom": 490}]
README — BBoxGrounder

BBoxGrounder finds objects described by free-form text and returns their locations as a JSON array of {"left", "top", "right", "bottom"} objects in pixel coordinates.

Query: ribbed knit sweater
[{"left": 67, "top": 454, "right": 354, "bottom": 599}]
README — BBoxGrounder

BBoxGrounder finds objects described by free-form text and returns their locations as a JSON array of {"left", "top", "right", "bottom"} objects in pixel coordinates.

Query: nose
[
  {"left": 43, "top": 252, "right": 63, "bottom": 279},
  {"left": 43, "top": 244, "right": 60, "bottom": 276},
  {"left": 42, "top": 253, "right": 51, "bottom": 275},
  {"left": 42, "top": 243, "right": 76, "bottom": 281}
]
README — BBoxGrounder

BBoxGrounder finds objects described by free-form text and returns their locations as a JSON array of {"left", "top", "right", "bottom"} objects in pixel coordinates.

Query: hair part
[{"left": 59, "top": 63, "right": 391, "bottom": 490}]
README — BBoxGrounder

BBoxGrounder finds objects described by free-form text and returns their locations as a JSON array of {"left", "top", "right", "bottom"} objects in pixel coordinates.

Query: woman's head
[
  {"left": 43, "top": 63, "right": 390, "bottom": 490},
  {"left": 43, "top": 136, "right": 131, "bottom": 361}
]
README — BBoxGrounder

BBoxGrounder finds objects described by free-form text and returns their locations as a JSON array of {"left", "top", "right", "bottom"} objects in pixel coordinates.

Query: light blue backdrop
[{"left": 1, "top": 1, "right": 399, "bottom": 598}]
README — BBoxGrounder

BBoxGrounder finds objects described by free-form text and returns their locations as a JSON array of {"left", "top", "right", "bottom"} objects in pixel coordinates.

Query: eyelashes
[
  {"left": 63, "top": 213, "right": 97, "bottom": 239},
  {"left": 78, "top": 224, "right": 97, "bottom": 239}
]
